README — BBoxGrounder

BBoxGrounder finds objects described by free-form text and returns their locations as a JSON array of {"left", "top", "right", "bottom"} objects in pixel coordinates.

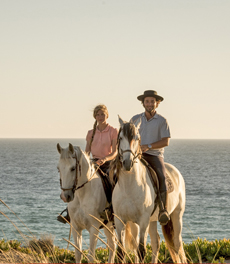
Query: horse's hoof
[
  {"left": 138, "top": 243, "right": 146, "bottom": 262},
  {"left": 117, "top": 246, "right": 125, "bottom": 262}
]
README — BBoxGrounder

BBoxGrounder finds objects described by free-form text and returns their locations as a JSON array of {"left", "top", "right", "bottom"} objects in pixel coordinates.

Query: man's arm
[{"left": 141, "top": 137, "right": 170, "bottom": 152}]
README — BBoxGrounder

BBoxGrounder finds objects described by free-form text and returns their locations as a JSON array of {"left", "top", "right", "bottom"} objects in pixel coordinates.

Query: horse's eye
[
  {"left": 71, "top": 167, "right": 75, "bottom": 172},
  {"left": 57, "top": 167, "right": 60, "bottom": 173},
  {"left": 119, "top": 137, "right": 122, "bottom": 140}
]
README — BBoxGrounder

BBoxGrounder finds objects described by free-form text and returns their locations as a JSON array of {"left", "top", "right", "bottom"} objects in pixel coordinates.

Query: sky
[{"left": 1, "top": 0, "right": 230, "bottom": 139}]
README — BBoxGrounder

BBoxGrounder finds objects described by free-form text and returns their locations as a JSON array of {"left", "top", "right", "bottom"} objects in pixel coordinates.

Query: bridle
[
  {"left": 117, "top": 128, "right": 142, "bottom": 163},
  {"left": 60, "top": 157, "right": 81, "bottom": 193},
  {"left": 119, "top": 148, "right": 141, "bottom": 161},
  {"left": 59, "top": 156, "right": 98, "bottom": 193}
]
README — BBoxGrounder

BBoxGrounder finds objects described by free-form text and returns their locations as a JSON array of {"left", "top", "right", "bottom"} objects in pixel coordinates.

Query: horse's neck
[
  {"left": 119, "top": 160, "right": 146, "bottom": 188},
  {"left": 77, "top": 154, "right": 94, "bottom": 186},
  {"left": 74, "top": 157, "right": 103, "bottom": 204}
]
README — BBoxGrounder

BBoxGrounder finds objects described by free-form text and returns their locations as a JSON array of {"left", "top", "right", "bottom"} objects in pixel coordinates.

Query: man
[{"left": 131, "top": 90, "right": 171, "bottom": 225}]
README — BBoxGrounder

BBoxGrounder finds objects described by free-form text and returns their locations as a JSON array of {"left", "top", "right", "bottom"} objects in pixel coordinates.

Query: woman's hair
[
  {"left": 89, "top": 104, "right": 109, "bottom": 148},
  {"left": 93, "top": 104, "right": 109, "bottom": 119}
]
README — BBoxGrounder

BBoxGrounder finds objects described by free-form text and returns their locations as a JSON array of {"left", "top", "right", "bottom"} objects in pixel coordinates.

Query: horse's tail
[
  {"left": 125, "top": 222, "right": 137, "bottom": 252},
  {"left": 161, "top": 219, "right": 178, "bottom": 262},
  {"left": 162, "top": 219, "right": 187, "bottom": 263}
]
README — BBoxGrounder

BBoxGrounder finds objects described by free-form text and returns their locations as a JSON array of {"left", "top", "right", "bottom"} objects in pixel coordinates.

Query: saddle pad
[{"left": 165, "top": 173, "right": 174, "bottom": 193}]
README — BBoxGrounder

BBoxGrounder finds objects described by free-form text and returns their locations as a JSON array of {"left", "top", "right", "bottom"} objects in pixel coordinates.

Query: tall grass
[{"left": 1, "top": 199, "right": 230, "bottom": 263}]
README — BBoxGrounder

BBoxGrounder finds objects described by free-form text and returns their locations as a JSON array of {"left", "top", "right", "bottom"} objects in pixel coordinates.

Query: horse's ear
[
  {"left": 134, "top": 117, "right": 141, "bottom": 130},
  {"left": 118, "top": 115, "right": 125, "bottom": 127},
  {"left": 69, "top": 143, "right": 75, "bottom": 155},
  {"left": 57, "top": 143, "right": 62, "bottom": 154}
]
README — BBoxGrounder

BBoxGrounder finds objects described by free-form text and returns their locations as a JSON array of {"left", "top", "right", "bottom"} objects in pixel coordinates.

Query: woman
[
  {"left": 57, "top": 104, "right": 118, "bottom": 223},
  {"left": 85, "top": 104, "right": 118, "bottom": 174}
]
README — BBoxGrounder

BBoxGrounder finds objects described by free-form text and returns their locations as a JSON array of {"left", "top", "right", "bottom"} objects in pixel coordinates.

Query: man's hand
[
  {"left": 141, "top": 145, "right": 149, "bottom": 153},
  {"left": 141, "top": 138, "right": 170, "bottom": 153}
]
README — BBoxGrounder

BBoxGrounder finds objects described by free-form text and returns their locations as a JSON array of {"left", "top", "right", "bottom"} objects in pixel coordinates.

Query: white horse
[
  {"left": 111, "top": 117, "right": 187, "bottom": 263},
  {"left": 57, "top": 143, "right": 116, "bottom": 263}
]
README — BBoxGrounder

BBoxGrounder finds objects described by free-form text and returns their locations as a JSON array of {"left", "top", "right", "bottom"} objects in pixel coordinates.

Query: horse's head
[
  {"left": 118, "top": 116, "right": 142, "bottom": 171},
  {"left": 57, "top": 143, "right": 83, "bottom": 202}
]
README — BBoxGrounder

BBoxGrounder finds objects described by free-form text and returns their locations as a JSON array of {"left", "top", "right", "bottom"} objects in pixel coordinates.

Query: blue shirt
[{"left": 131, "top": 112, "right": 171, "bottom": 158}]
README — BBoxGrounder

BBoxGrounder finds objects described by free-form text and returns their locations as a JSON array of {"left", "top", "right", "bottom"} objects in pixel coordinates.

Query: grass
[
  {"left": 1, "top": 199, "right": 230, "bottom": 263},
  {"left": 0, "top": 238, "right": 230, "bottom": 263}
]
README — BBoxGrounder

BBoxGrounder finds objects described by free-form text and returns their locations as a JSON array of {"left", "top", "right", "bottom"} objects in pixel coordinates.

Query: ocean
[{"left": 0, "top": 139, "right": 229, "bottom": 250}]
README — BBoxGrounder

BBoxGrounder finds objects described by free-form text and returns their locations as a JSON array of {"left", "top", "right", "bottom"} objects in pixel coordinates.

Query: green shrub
[{"left": 0, "top": 237, "right": 229, "bottom": 263}]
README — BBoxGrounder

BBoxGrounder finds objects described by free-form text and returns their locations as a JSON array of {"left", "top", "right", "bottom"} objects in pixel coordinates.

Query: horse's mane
[
  {"left": 109, "top": 154, "right": 121, "bottom": 186},
  {"left": 122, "top": 122, "right": 136, "bottom": 143},
  {"left": 74, "top": 146, "right": 91, "bottom": 165}
]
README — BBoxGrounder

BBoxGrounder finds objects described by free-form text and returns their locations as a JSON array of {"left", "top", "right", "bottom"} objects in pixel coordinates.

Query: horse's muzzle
[
  {"left": 62, "top": 190, "right": 74, "bottom": 202},
  {"left": 122, "top": 160, "right": 133, "bottom": 171},
  {"left": 60, "top": 191, "right": 67, "bottom": 203}
]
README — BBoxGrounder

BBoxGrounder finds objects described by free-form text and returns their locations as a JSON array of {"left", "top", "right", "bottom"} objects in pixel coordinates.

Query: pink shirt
[{"left": 86, "top": 125, "right": 118, "bottom": 159}]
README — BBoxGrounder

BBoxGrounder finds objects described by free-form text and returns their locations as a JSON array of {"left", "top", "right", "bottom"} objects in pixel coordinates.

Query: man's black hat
[{"left": 137, "top": 90, "right": 164, "bottom": 102}]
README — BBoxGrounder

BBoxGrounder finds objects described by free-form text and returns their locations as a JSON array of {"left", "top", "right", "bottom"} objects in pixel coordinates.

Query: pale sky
[{"left": 1, "top": 0, "right": 230, "bottom": 139}]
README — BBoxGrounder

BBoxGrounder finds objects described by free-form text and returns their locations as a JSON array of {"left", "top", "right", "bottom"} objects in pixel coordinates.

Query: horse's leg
[
  {"left": 170, "top": 207, "right": 187, "bottom": 263},
  {"left": 88, "top": 226, "right": 99, "bottom": 263},
  {"left": 71, "top": 223, "right": 83, "bottom": 263},
  {"left": 104, "top": 224, "right": 116, "bottom": 263},
  {"left": 138, "top": 219, "right": 149, "bottom": 262},
  {"left": 115, "top": 218, "right": 126, "bottom": 263},
  {"left": 128, "top": 222, "right": 139, "bottom": 263},
  {"left": 149, "top": 221, "right": 160, "bottom": 263}
]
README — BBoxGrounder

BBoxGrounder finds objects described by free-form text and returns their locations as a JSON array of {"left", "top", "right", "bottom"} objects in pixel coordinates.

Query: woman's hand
[{"left": 96, "top": 158, "right": 107, "bottom": 166}]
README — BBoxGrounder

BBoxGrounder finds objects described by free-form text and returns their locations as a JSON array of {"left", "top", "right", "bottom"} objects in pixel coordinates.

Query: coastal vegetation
[
  {"left": 0, "top": 237, "right": 230, "bottom": 263},
  {"left": 1, "top": 200, "right": 229, "bottom": 263}
]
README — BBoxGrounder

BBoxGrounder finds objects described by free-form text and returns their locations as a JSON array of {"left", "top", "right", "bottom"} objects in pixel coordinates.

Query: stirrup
[
  {"left": 99, "top": 204, "right": 113, "bottom": 221},
  {"left": 158, "top": 209, "right": 170, "bottom": 225},
  {"left": 57, "top": 208, "right": 70, "bottom": 224}
]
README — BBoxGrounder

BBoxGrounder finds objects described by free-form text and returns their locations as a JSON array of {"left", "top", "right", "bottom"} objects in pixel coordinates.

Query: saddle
[{"left": 140, "top": 157, "right": 174, "bottom": 194}]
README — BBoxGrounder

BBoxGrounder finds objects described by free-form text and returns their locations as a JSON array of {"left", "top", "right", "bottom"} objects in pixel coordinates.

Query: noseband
[
  {"left": 119, "top": 148, "right": 142, "bottom": 163},
  {"left": 60, "top": 157, "right": 81, "bottom": 193},
  {"left": 120, "top": 149, "right": 139, "bottom": 159}
]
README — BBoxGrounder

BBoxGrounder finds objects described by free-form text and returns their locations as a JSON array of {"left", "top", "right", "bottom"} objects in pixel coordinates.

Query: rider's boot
[
  {"left": 158, "top": 191, "right": 170, "bottom": 225},
  {"left": 57, "top": 208, "right": 70, "bottom": 224},
  {"left": 99, "top": 203, "right": 114, "bottom": 222}
]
